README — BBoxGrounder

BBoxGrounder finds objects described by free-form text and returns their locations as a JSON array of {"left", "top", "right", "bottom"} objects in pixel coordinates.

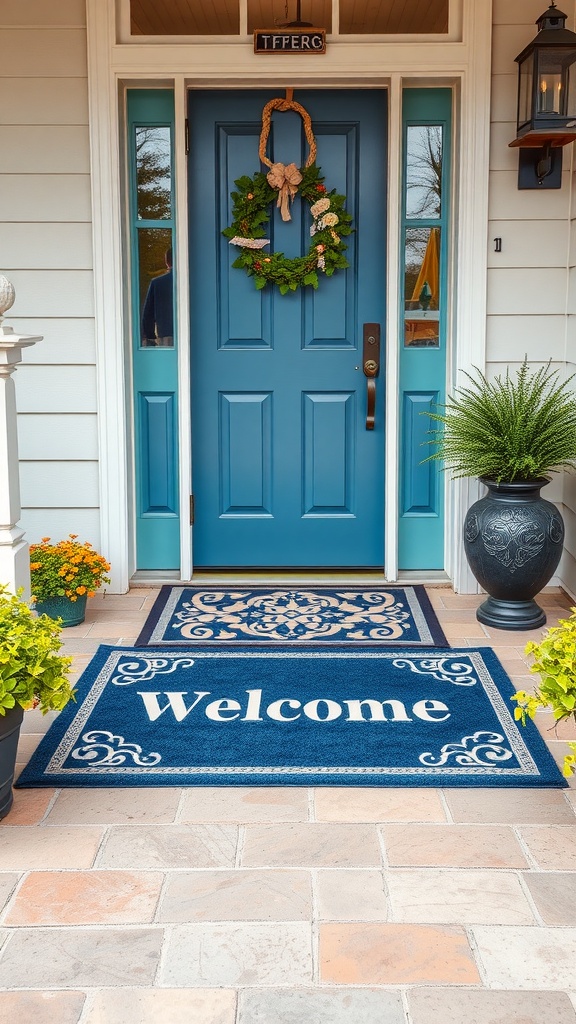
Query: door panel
[{"left": 189, "top": 90, "right": 387, "bottom": 567}]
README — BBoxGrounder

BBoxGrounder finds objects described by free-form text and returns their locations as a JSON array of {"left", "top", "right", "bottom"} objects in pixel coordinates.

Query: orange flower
[{"left": 76, "top": 586, "right": 86, "bottom": 595}]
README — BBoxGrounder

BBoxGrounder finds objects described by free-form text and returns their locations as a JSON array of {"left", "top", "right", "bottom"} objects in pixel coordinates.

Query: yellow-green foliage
[
  {"left": 0, "top": 587, "right": 75, "bottom": 716},
  {"left": 511, "top": 608, "right": 576, "bottom": 778}
]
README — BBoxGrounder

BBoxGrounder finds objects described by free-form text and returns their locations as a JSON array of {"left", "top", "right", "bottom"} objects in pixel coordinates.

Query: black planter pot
[
  {"left": 0, "top": 704, "right": 24, "bottom": 819},
  {"left": 463, "top": 478, "right": 564, "bottom": 631}
]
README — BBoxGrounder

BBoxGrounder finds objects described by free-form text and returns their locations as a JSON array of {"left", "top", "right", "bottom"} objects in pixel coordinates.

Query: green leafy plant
[
  {"left": 511, "top": 608, "right": 576, "bottom": 777},
  {"left": 424, "top": 360, "right": 576, "bottom": 482},
  {"left": 30, "top": 535, "right": 111, "bottom": 603},
  {"left": 0, "top": 587, "right": 75, "bottom": 716}
]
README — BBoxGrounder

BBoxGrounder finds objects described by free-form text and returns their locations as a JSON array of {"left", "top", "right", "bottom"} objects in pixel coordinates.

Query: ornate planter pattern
[
  {"left": 464, "top": 478, "right": 564, "bottom": 630},
  {"left": 35, "top": 594, "right": 88, "bottom": 627}
]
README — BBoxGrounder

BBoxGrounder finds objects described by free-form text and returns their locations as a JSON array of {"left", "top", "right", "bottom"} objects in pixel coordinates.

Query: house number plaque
[{"left": 254, "top": 29, "right": 326, "bottom": 54}]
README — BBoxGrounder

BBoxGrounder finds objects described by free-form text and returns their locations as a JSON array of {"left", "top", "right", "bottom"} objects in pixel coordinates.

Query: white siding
[
  {"left": 0, "top": 0, "right": 97, "bottom": 549},
  {"left": 488, "top": 0, "right": 576, "bottom": 598}
]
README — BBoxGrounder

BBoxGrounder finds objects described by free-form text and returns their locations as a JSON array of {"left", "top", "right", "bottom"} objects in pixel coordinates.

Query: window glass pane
[
  {"left": 138, "top": 228, "right": 174, "bottom": 348},
  {"left": 247, "top": 0, "right": 331, "bottom": 32},
  {"left": 135, "top": 126, "right": 172, "bottom": 221},
  {"left": 404, "top": 227, "right": 441, "bottom": 348},
  {"left": 340, "top": 0, "right": 448, "bottom": 34},
  {"left": 130, "top": 0, "right": 239, "bottom": 35},
  {"left": 405, "top": 125, "right": 443, "bottom": 219}
]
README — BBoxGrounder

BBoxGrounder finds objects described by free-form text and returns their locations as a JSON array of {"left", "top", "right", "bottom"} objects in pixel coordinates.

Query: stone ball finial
[{"left": 0, "top": 276, "right": 16, "bottom": 319}]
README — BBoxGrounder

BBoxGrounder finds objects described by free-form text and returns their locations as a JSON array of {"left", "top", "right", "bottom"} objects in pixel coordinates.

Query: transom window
[{"left": 127, "top": 0, "right": 449, "bottom": 37}]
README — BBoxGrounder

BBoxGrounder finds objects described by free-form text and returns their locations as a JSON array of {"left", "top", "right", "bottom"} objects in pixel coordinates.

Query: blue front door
[{"left": 189, "top": 90, "right": 387, "bottom": 567}]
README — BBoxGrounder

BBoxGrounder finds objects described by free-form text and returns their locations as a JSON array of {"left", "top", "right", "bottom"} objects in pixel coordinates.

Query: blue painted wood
[
  {"left": 398, "top": 89, "right": 451, "bottom": 570},
  {"left": 189, "top": 91, "right": 387, "bottom": 567},
  {"left": 127, "top": 90, "right": 180, "bottom": 571}
]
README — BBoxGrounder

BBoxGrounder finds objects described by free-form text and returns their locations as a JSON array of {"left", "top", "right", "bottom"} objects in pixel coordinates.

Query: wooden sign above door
[{"left": 254, "top": 28, "right": 326, "bottom": 53}]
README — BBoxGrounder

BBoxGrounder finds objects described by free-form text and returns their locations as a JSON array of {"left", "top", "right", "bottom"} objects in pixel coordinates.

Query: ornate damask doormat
[
  {"left": 135, "top": 585, "right": 448, "bottom": 648},
  {"left": 17, "top": 645, "right": 564, "bottom": 789}
]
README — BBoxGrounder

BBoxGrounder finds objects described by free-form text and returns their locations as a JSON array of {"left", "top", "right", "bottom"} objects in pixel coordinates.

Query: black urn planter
[
  {"left": 464, "top": 478, "right": 564, "bottom": 631},
  {"left": 0, "top": 704, "right": 24, "bottom": 819}
]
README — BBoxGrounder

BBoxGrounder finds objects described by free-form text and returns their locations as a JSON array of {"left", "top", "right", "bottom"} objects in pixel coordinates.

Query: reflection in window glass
[
  {"left": 135, "top": 126, "right": 172, "bottom": 221},
  {"left": 406, "top": 125, "right": 443, "bottom": 219},
  {"left": 138, "top": 228, "right": 174, "bottom": 348},
  {"left": 130, "top": 0, "right": 239, "bottom": 35},
  {"left": 404, "top": 227, "right": 441, "bottom": 348},
  {"left": 340, "top": 0, "right": 448, "bottom": 34},
  {"left": 247, "top": 0, "right": 331, "bottom": 32}
]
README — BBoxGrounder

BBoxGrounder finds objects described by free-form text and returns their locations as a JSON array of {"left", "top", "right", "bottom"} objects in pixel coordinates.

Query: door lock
[{"left": 362, "top": 323, "right": 381, "bottom": 430}]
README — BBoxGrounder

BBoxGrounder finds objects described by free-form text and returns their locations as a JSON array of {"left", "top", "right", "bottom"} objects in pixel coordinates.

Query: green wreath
[{"left": 223, "top": 163, "right": 352, "bottom": 295}]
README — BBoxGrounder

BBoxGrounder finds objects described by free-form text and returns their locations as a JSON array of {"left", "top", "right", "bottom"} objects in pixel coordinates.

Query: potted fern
[
  {"left": 0, "top": 586, "right": 75, "bottom": 818},
  {"left": 425, "top": 361, "right": 576, "bottom": 630}
]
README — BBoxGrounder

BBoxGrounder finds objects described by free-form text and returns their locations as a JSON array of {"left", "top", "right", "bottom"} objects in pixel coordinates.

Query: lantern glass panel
[
  {"left": 518, "top": 55, "right": 533, "bottom": 128},
  {"left": 536, "top": 49, "right": 576, "bottom": 116}
]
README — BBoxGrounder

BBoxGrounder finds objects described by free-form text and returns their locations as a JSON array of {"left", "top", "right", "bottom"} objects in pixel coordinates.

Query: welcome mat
[
  {"left": 17, "top": 645, "right": 565, "bottom": 788},
  {"left": 135, "top": 585, "right": 448, "bottom": 648}
]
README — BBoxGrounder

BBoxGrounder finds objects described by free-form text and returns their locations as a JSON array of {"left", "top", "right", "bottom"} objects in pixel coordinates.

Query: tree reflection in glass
[
  {"left": 406, "top": 125, "right": 443, "bottom": 219},
  {"left": 135, "top": 126, "right": 172, "bottom": 221}
]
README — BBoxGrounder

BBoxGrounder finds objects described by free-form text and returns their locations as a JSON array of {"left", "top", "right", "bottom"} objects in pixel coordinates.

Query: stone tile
[
  {"left": 85, "top": 621, "right": 144, "bottom": 638},
  {"left": 161, "top": 922, "right": 313, "bottom": 987},
  {"left": 523, "top": 872, "right": 576, "bottom": 925},
  {"left": 382, "top": 824, "right": 528, "bottom": 868},
  {"left": 0, "top": 873, "right": 19, "bottom": 914},
  {"left": 0, "top": 927, "right": 162, "bottom": 988},
  {"left": 0, "top": 991, "right": 86, "bottom": 1024},
  {"left": 315, "top": 869, "right": 388, "bottom": 921},
  {"left": 567, "top": 791, "right": 576, "bottom": 813},
  {"left": 90, "top": 594, "right": 152, "bottom": 609},
  {"left": 1, "top": 789, "right": 55, "bottom": 825},
  {"left": 237, "top": 988, "right": 404, "bottom": 1024},
  {"left": 242, "top": 824, "right": 381, "bottom": 868},
  {"left": 313, "top": 788, "right": 446, "bottom": 823},
  {"left": 20, "top": 709, "right": 59, "bottom": 735},
  {"left": 443, "top": 788, "right": 575, "bottom": 824},
  {"left": 158, "top": 869, "right": 311, "bottom": 922},
  {"left": 534, "top": 711, "right": 576, "bottom": 742},
  {"left": 473, "top": 925, "right": 576, "bottom": 988},
  {"left": 319, "top": 922, "right": 479, "bottom": 984},
  {"left": 519, "top": 826, "right": 576, "bottom": 869},
  {"left": 98, "top": 824, "right": 237, "bottom": 869},
  {"left": 84, "top": 989, "right": 236, "bottom": 1024},
  {"left": 442, "top": 623, "right": 488, "bottom": 638},
  {"left": 407, "top": 988, "right": 576, "bottom": 1024},
  {"left": 386, "top": 869, "right": 534, "bottom": 924},
  {"left": 16, "top": 733, "right": 45, "bottom": 762},
  {"left": 46, "top": 788, "right": 182, "bottom": 825},
  {"left": 0, "top": 827, "right": 103, "bottom": 870},
  {"left": 5, "top": 870, "right": 163, "bottom": 926},
  {"left": 179, "top": 787, "right": 309, "bottom": 823},
  {"left": 431, "top": 594, "right": 485, "bottom": 610}
]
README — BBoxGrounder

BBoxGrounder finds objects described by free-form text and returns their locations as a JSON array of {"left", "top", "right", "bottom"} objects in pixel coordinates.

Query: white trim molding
[{"left": 86, "top": 0, "right": 493, "bottom": 591}]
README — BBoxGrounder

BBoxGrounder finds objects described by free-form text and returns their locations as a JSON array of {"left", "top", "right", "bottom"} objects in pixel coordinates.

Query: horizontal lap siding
[
  {"left": 489, "top": 0, "right": 576, "bottom": 596},
  {"left": 0, "top": 2, "right": 97, "bottom": 548}
]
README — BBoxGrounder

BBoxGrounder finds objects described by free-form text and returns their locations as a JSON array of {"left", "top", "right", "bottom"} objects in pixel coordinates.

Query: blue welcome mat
[
  {"left": 135, "top": 585, "right": 448, "bottom": 648},
  {"left": 17, "top": 645, "right": 565, "bottom": 788}
]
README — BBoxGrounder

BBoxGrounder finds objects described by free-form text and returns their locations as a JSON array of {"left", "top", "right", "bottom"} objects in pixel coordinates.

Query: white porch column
[{"left": 0, "top": 277, "right": 42, "bottom": 598}]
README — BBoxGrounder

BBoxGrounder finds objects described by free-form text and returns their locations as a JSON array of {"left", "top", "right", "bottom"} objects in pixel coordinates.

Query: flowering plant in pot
[
  {"left": 425, "top": 361, "right": 576, "bottom": 630},
  {"left": 30, "top": 535, "right": 111, "bottom": 627},
  {"left": 0, "top": 586, "right": 75, "bottom": 818},
  {"left": 512, "top": 608, "right": 576, "bottom": 778}
]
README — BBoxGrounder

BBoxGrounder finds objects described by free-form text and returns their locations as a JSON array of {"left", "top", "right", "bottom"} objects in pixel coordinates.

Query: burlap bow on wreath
[{"left": 223, "top": 94, "right": 353, "bottom": 294}]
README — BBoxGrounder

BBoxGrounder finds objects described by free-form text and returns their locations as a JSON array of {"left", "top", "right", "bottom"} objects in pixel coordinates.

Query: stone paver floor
[{"left": 2, "top": 584, "right": 576, "bottom": 1023}]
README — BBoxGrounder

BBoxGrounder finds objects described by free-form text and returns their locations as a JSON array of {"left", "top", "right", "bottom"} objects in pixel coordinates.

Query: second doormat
[{"left": 135, "top": 585, "right": 448, "bottom": 648}]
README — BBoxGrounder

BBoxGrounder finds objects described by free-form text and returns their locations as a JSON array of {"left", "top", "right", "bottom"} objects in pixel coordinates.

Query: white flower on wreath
[
  {"left": 310, "top": 197, "right": 330, "bottom": 218},
  {"left": 310, "top": 223, "right": 318, "bottom": 236},
  {"left": 320, "top": 212, "right": 339, "bottom": 228}
]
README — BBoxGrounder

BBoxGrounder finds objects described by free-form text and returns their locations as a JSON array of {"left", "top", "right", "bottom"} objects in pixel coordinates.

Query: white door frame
[{"left": 86, "top": 0, "right": 492, "bottom": 592}]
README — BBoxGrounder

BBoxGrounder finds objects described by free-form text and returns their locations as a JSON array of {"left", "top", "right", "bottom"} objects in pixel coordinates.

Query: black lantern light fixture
[{"left": 510, "top": 3, "right": 576, "bottom": 188}]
